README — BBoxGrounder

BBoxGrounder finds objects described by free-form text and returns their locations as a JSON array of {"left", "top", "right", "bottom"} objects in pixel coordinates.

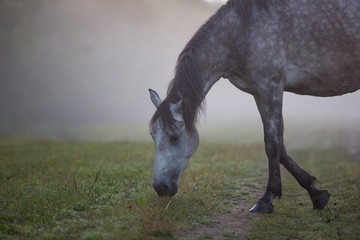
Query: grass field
[{"left": 0, "top": 138, "right": 359, "bottom": 239}]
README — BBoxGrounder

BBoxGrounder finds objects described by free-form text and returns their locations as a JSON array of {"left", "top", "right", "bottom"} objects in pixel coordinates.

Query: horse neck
[
  {"left": 162, "top": 4, "right": 244, "bottom": 130},
  {"left": 190, "top": 5, "right": 243, "bottom": 97}
]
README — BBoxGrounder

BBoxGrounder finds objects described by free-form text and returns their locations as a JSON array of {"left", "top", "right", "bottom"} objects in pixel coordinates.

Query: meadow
[{"left": 0, "top": 136, "right": 359, "bottom": 239}]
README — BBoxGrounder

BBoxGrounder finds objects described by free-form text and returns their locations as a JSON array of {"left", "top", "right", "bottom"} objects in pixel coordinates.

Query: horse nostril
[{"left": 153, "top": 182, "right": 169, "bottom": 197}]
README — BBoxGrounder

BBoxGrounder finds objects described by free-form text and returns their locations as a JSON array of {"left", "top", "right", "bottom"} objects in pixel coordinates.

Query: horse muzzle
[{"left": 153, "top": 181, "right": 178, "bottom": 197}]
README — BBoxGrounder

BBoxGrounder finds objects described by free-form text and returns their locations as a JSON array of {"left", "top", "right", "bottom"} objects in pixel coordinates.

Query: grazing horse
[{"left": 148, "top": 0, "right": 360, "bottom": 213}]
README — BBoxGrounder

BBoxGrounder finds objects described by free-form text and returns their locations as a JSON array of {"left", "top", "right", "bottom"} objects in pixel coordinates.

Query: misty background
[{"left": 1, "top": 0, "right": 359, "bottom": 145}]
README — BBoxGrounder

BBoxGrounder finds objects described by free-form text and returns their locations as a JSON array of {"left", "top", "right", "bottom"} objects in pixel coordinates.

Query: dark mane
[{"left": 150, "top": 49, "right": 205, "bottom": 134}]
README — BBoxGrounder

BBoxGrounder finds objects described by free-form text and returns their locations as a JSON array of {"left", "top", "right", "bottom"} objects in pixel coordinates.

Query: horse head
[{"left": 149, "top": 89, "right": 199, "bottom": 197}]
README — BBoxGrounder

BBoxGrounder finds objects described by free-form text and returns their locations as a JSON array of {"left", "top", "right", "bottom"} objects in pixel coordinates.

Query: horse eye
[{"left": 170, "top": 135, "right": 179, "bottom": 144}]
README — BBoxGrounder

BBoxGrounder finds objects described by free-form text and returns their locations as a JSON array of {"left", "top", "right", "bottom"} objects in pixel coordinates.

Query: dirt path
[
  {"left": 182, "top": 199, "right": 261, "bottom": 239},
  {"left": 181, "top": 177, "right": 266, "bottom": 240},
  {"left": 181, "top": 167, "right": 269, "bottom": 239}
]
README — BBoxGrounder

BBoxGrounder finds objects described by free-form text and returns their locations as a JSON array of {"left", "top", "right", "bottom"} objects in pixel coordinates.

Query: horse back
[{"left": 280, "top": 0, "right": 360, "bottom": 95}]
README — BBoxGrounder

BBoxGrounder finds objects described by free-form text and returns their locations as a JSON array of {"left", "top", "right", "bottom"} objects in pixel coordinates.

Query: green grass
[
  {"left": 0, "top": 139, "right": 265, "bottom": 239},
  {"left": 0, "top": 138, "right": 359, "bottom": 239}
]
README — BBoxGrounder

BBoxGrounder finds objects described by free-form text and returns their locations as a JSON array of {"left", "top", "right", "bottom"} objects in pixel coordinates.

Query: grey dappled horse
[{"left": 149, "top": 0, "right": 360, "bottom": 213}]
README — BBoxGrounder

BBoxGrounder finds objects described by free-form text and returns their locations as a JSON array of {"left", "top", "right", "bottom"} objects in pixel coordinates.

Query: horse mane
[
  {"left": 150, "top": 0, "right": 274, "bottom": 134},
  {"left": 150, "top": 49, "right": 205, "bottom": 134}
]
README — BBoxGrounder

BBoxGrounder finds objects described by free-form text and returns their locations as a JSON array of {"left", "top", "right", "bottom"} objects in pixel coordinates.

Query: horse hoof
[
  {"left": 249, "top": 201, "right": 274, "bottom": 213},
  {"left": 312, "top": 190, "right": 330, "bottom": 210}
]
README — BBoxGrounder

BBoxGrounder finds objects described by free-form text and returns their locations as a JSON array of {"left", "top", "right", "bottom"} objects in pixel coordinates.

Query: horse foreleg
[
  {"left": 250, "top": 90, "right": 284, "bottom": 213},
  {"left": 280, "top": 145, "right": 330, "bottom": 210}
]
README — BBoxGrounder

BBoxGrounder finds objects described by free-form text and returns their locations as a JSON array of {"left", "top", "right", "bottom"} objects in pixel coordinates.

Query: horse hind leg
[
  {"left": 308, "top": 183, "right": 331, "bottom": 210},
  {"left": 279, "top": 146, "right": 330, "bottom": 210}
]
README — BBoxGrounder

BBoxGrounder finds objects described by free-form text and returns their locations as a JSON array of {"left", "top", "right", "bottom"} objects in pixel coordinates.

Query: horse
[{"left": 148, "top": 0, "right": 360, "bottom": 213}]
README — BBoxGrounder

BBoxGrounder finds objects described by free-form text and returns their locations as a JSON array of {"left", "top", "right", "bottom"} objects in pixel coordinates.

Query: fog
[{"left": 1, "top": 0, "right": 359, "bottom": 141}]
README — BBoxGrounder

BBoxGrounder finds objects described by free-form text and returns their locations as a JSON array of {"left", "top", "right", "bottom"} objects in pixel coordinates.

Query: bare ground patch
[
  {"left": 182, "top": 199, "right": 261, "bottom": 239},
  {"left": 181, "top": 182, "right": 265, "bottom": 240}
]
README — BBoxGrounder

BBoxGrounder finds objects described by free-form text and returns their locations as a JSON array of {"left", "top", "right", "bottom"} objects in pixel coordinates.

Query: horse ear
[{"left": 149, "top": 89, "right": 161, "bottom": 108}]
